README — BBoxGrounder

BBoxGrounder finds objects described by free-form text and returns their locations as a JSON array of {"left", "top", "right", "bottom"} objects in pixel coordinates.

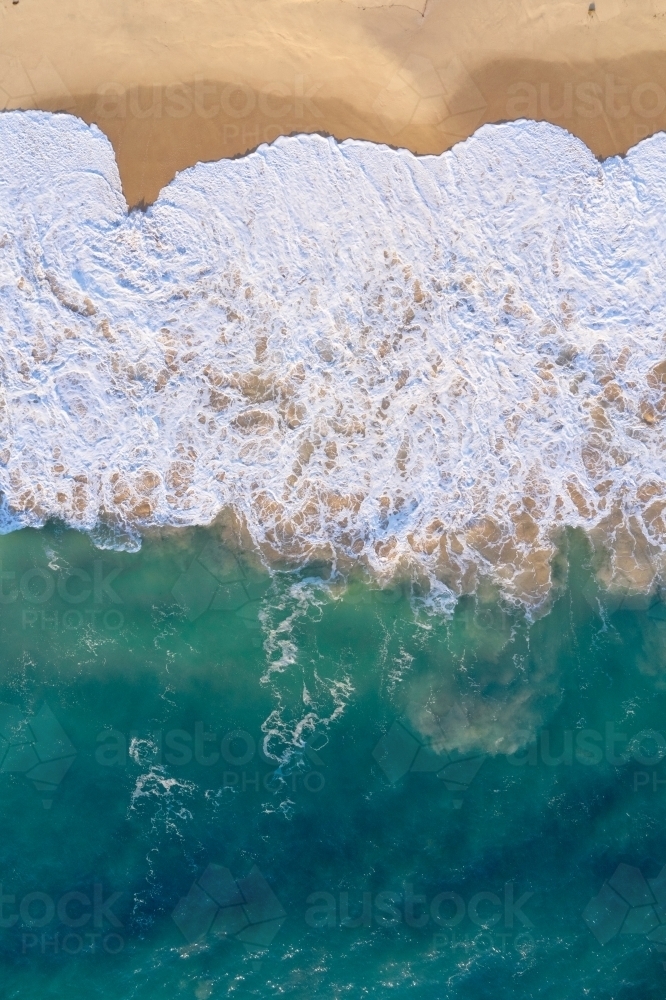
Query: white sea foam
[{"left": 2, "top": 110, "right": 666, "bottom": 604}]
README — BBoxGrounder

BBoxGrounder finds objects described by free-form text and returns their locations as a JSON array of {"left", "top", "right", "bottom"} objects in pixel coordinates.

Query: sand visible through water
[{"left": 2, "top": 112, "right": 666, "bottom": 608}]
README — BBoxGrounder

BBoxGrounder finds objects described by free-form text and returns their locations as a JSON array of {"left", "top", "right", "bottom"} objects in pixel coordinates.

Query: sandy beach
[{"left": 2, "top": 0, "right": 666, "bottom": 205}]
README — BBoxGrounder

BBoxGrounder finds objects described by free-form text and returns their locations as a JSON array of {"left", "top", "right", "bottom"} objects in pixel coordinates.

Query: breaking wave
[{"left": 2, "top": 111, "right": 666, "bottom": 605}]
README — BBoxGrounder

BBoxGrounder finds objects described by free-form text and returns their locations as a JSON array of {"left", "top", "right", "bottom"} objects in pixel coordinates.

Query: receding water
[{"left": 2, "top": 523, "right": 666, "bottom": 998}]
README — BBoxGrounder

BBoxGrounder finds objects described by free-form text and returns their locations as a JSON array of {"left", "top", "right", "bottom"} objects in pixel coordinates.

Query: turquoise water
[{"left": 2, "top": 524, "right": 666, "bottom": 998}]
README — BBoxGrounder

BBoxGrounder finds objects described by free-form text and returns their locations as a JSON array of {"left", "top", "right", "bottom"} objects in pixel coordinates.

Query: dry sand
[{"left": 2, "top": 0, "right": 666, "bottom": 206}]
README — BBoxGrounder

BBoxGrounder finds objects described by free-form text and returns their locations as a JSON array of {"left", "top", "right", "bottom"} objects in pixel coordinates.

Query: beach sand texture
[{"left": 2, "top": 0, "right": 666, "bottom": 206}]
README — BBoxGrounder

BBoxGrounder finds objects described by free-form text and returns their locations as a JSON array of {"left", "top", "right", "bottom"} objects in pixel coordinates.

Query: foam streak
[{"left": 1, "top": 112, "right": 666, "bottom": 602}]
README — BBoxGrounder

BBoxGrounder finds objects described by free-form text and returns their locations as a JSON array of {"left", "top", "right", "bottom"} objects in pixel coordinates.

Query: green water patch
[{"left": 0, "top": 524, "right": 666, "bottom": 998}]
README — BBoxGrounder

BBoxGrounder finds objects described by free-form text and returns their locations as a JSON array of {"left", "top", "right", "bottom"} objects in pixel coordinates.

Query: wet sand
[{"left": 2, "top": 0, "right": 666, "bottom": 204}]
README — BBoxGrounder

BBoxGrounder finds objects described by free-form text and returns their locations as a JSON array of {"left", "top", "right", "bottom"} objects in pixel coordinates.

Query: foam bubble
[{"left": 2, "top": 111, "right": 666, "bottom": 605}]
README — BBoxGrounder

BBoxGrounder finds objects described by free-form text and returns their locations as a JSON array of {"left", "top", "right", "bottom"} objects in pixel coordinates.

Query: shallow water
[
  {"left": 4, "top": 113, "right": 666, "bottom": 606},
  {"left": 1, "top": 523, "right": 666, "bottom": 998}
]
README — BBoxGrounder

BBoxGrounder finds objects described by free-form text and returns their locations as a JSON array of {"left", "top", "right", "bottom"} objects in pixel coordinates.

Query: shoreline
[
  {"left": 12, "top": 63, "right": 666, "bottom": 211},
  {"left": 3, "top": 0, "right": 666, "bottom": 205},
  {"left": 2, "top": 108, "right": 666, "bottom": 611}
]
